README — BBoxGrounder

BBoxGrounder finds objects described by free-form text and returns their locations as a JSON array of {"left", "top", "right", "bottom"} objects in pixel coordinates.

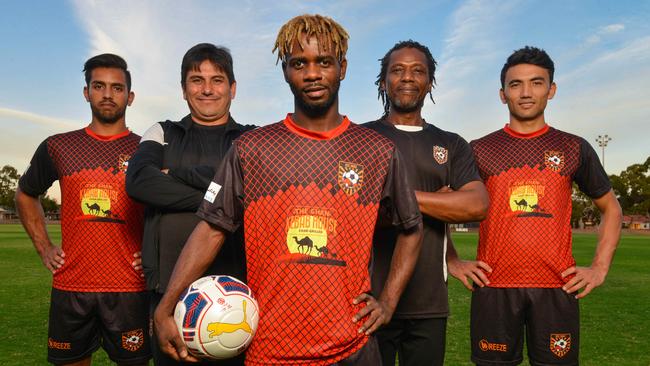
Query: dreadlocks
[
  {"left": 273, "top": 14, "right": 349, "bottom": 65},
  {"left": 376, "top": 40, "right": 437, "bottom": 116}
]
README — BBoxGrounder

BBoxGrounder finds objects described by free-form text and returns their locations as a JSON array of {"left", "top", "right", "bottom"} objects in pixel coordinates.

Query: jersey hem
[
  {"left": 245, "top": 336, "right": 368, "bottom": 365},
  {"left": 52, "top": 284, "right": 146, "bottom": 292}
]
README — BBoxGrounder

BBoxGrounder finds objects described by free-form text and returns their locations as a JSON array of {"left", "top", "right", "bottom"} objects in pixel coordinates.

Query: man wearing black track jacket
[{"left": 126, "top": 43, "right": 253, "bottom": 366}]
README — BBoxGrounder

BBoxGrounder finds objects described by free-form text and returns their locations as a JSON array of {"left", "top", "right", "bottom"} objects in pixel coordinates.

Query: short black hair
[
  {"left": 83, "top": 53, "right": 132, "bottom": 91},
  {"left": 376, "top": 40, "right": 437, "bottom": 115},
  {"left": 181, "top": 43, "right": 235, "bottom": 86},
  {"left": 500, "top": 46, "right": 554, "bottom": 88}
]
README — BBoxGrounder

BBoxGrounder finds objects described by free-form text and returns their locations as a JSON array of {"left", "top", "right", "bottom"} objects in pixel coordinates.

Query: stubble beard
[
  {"left": 290, "top": 80, "right": 340, "bottom": 118},
  {"left": 90, "top": 104, "right": 126, "bottom": 125}
]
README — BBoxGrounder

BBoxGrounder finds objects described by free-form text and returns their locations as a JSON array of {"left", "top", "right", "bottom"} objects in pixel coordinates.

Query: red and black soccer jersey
[
  {"left": 19, "top": 128, "right": 145, "bottom": 292},
  {"left": 198, "top": 115, "right": 421, "bottom": 365},
  {"left": 364, "top": 118, "right": 481, "bottom": 318},
  {"left": 471, "top": 124, "right": 611, "bottom": 287}
]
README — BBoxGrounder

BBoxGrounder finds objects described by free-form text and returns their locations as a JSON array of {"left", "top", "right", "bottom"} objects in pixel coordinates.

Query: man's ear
[
  {"left": 339, "top": 58, "right": 347, "bottom": 80},
  {"left": 499, "top": 88, "right": 506, "bottom": 104},
  {"left": 127, "top": 91, "right": 135, "bottom": 107},
  {"left": 230, "top": 81, "right": 237, "bottom": 100},
  {"left": 548, "top": 82, "right": 557, "bottom": 100},
  {"left": 83, "top": 86, "right": 90, "bottom": 102}
]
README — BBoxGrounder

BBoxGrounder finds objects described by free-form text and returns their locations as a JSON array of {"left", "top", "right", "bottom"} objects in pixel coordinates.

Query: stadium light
[{"left": 596, "top": 134, "right": 612, "bottom": 170}]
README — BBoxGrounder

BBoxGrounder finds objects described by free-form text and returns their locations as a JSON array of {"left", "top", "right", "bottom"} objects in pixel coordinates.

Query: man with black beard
[
  {"left": 16, "top": 54, "right": 150, "bottom": 366},
  {"left": 364, "top": 40, "right": 489, "bottom": 366},
  {"left": 153, "top": 15, "right": 424, "bottom": 365}
]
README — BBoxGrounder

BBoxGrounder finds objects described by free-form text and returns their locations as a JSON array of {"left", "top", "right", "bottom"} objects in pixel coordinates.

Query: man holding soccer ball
[{"left": 154, "top": 14, "right": 424, "bottom": 365}]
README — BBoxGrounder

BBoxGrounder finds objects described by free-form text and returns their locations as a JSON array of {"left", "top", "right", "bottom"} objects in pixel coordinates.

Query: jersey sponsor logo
[
  {"left": 433, "top": 145, "right": 448, "bottom": 164},
  {"left": 204, "top": 181, "right": 222, "bottom": 203},
  {"left": 338, "top": 161, "right": 364, "bottom": 195},
  {"left": 544, "top": 150, "right": 565, "bottom": 172},
  {"left": 282, "top": 206, "right": 345, "bottom": 266},
  {"left": 508, "top": 180, "right": 552, "bottom": 218},
  {"left": 78, "top": 183, "right": 125, "bottom": 223},
  {"left": 550, "top": 333, "right": 571, "bottom": 357},
  {"left": 48, "top": 338, "right": 72, "bottom": 350},
  {"left": 478, "top": 339, "right": 507, "bottom": 352},
  {"left": 121, "top": 329, "right": 144, "bottom": 352}
]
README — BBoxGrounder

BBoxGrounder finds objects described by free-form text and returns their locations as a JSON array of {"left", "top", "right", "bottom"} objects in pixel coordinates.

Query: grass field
[{"left": 0, "top": 224, "right": 648, "bottom": 365}]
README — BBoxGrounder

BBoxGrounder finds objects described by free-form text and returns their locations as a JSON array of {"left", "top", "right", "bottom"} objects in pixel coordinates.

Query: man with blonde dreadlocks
[{"left": 154, "top": 14, "right": 423, "bottom": 365}]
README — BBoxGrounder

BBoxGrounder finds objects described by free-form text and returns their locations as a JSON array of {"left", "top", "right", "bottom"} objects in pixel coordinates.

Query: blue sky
[{"left": 2, "top": 1, "right": 649, "bottom": 201}]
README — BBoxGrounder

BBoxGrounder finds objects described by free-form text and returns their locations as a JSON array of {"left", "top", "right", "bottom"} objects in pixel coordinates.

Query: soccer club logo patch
[
  {"left": 338, "top": 161, "right": 364, "bottom": 195},
  {"left": 117, "top": 154, "right": 131, "bottom": 173},
  {"left": 121, "top": 329, "right": 144, "bottom": 352},
  {"left": 550, "top": 333, "right": 571, "bottom": 358},
  {"left": 433, "top": 146, "right": 448, "bottom": 164},
  {"left": 544, "top": 150, "right": 565, "bottom": 172}
]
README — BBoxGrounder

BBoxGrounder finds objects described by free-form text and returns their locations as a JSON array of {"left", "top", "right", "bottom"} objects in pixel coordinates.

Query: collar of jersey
[
  {"left": 84, "top": 127, "right": 131, "bottom": 141},
  {"left": 503, "top": 123, "right": 549, "bottom": 139},
  {"left": 284, "top": 113, "right": 350, "bottom": 140}
]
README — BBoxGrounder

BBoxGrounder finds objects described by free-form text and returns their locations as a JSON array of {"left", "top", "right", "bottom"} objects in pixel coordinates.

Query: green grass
[
  {"left": 445, "top": 232, "right": 650, "bottom": 366},
  {"left": 0, "top": 225, "right": 648, "bottom": 365}
]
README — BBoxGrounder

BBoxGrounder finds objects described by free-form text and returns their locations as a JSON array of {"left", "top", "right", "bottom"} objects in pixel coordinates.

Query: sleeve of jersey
[
  {"left": 450, "top": 135, "right": 482, "bottom": 189},
  {"left": 380, "top": 147, "right": 423, "bottom": 230},
  {"left": 574, "top": 138, "right": 612, "bottom": 199},
  {"left": 125, "top": 123, "right": 205, "bottom": 211},
  {"left": 18, "top": 140, "right": 58, "bottom": 197},
  {"left": 196, "top": 146, "right": 244, "bottom": 234}
]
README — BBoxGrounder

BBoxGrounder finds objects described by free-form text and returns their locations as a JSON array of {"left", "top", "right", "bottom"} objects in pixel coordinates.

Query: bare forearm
[
  {"left": 378, "top": 224, "right": 423, "bottom": 313},
  {"left": 415, "top": 182, "right": 488, "bottom": 223},
  {"left": 592, "top": 192, "right": 622, "bottom": 272},
  {"left": 157, "top": 221, "right": 226, "bottom": 315},
  {"left": 15, "top": 188, "right": 52, "bottom": 254}
]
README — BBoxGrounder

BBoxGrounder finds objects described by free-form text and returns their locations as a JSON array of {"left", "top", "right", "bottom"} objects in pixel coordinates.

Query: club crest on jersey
[
  {"left": 118, "top": 154, "right": 131, "bottom": 173},
  {"left": 433, "top": 146, "right": 448, "bottom": 164},
  {"left": 121, "top": 329, "right": 144, "bottom": 352},
  {"left": 550, "top": 333, "right": 571, "bottom": 357},
  {"left": 338, "top": 161, "right": 364, "bottom": 195},
  {"left": 544, "top": 150, "right": 565, "bottom": 172}
]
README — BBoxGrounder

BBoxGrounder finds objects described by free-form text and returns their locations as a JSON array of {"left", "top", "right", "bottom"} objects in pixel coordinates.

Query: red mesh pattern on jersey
[
  {"left": 48, "top": 130, "right": 145, "bottom": 292},
  {"left": 472, "top": 128, "right": 581, "bottom": 287},
  {"left": 236, "top": 122, "right": 393, "bottom": 365}
]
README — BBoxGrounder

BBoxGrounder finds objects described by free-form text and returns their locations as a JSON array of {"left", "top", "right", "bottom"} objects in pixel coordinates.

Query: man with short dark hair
[
  {"left": 153, "top": 14, "right": 424, "bottom": 366},
  {"left": 126, "top": 43, "right": 253, "bottom": 366},
  {"left": 470, "top": 46, "right": 622, "bottom": 365},
  {"left": 15, "top": 53, "right": 150, "bottom": 366},
  {"left": 364, "top": 40, "right": 489, "bottom": 366}
]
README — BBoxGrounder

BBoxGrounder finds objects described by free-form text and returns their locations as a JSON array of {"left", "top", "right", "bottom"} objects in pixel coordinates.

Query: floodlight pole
[{"left": 596, "top": 134, "right": 612, "bottom": 170}]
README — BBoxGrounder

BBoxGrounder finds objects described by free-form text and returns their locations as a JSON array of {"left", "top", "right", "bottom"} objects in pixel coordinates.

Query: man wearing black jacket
[{"left": 126, "top": 43, "right": 253, "bottom": 366}]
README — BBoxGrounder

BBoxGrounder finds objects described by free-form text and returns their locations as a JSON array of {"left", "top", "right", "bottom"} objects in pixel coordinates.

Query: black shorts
[
  {"left": 332, "top": 336, "right": 382, "bottom": 366},
  {"left": 47, "top": 288, "right": 151, "bottom": 365},
  {"left": 471, "top": 287, "right": 579, "bottom": 366},
  {"left": 375, "top": 317, "right": 447, "bottom": 366}
]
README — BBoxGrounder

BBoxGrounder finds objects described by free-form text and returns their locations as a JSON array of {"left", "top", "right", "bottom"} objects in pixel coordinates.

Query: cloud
[
  {"left": 0, "top": 107, "right": 78, "bottom": 129},
  {"left": 601, "top": 23, "right": 625, "bottom": 34}
]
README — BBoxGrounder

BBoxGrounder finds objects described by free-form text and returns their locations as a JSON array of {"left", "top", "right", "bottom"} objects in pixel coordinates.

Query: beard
[
  {"left": 90, "top": 103, "right": 126, "bottom": 125},
  {"left": 290, "top": 79, "right": 340, "bottom": 118},
  {"left": 389, "top": 94, "right": 425, "bottom": 114}
]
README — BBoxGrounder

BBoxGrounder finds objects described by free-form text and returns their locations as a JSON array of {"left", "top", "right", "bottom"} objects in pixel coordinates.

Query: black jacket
[{"left": 126, "top": 114, "right": 254, "bottom": 292}]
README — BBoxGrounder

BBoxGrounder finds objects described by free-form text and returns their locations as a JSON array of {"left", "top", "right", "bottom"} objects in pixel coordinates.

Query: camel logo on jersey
[
  {"left": 282, "top": 206, "right": 345, "bottom": 267},
  {"left": 508, "top": 180, "right": 552, "bottom": 218},
  {"left": 550, "top": 333, "right": 571, "bottom": 357},
  {"left": 544, "top": 150, "right": 565, "bottom": 172},
  {"left": 433, "top": 146, "right": 448, "bottom": 164},
  {"left": 338, "top": 161, "right": 364, "bottom": 195},
  {"left": 78, "top": 183, "right": 125, "bottom": 223},
  {"left": 121, "top": 329, "right": 144, "bottom": 352}
]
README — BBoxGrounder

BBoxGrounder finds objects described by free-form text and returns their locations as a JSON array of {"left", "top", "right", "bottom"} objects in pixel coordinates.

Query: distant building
[{"left": 622, "top": 215, "right": 650, "bottom": 230}]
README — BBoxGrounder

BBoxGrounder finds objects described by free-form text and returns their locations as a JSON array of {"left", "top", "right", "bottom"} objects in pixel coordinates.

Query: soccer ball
[{"left": 174, "top": 275, "right": 259, "bottom": 360}]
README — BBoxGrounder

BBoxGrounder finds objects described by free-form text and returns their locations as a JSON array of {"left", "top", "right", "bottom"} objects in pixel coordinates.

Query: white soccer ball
[{"left": 173, "top": 275, "right": 259, "bottom": 360}]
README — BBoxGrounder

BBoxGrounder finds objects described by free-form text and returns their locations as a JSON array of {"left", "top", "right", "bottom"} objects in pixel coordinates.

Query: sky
[{"left": 2, "top": 0, "right": 649, "bottom": 202}]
